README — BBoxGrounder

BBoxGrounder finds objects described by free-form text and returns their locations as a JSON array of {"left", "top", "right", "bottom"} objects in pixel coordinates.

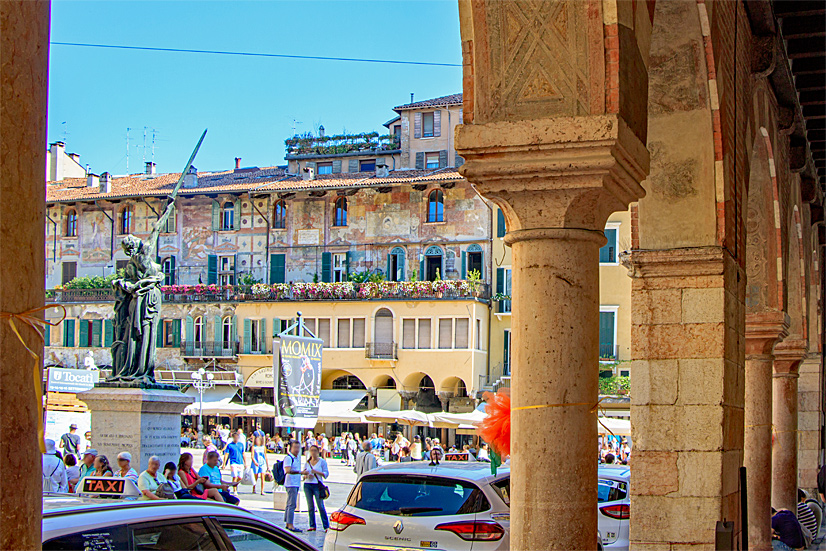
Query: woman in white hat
[
  {"left": 42, "top": 439, "right": 68, "bottom": 493},
  {"left": 116, "top": 452, "right": 139, "bottom": 483}
]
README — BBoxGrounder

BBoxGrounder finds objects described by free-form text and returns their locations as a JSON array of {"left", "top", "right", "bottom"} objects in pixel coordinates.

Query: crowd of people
[{"left": 599, "top": 435, "right": 632, "bottom": 465}]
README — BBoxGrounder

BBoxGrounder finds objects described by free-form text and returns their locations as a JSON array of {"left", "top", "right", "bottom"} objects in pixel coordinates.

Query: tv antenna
[
  {"left": 291, "top": 119, "right": 303, "bottom": 137},
  {"left": 126, "top": 128, "right": 131, "bottom": 173}
]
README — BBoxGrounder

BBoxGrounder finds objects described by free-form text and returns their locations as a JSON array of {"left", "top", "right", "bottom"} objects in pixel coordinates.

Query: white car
[
  {"left": 324, "top": 462, "right": 511, "bottom": 551},
  {"left": 324, "top": 463, "right": 630, "bottom": 551},
  {"left": 42, "top": 494, "right": 318, "bottom": 550}
]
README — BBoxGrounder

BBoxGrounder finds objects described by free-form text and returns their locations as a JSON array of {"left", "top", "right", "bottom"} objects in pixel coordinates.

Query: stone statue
[{"left": 106, "top": 130, "right": 207, "bottom": 386}]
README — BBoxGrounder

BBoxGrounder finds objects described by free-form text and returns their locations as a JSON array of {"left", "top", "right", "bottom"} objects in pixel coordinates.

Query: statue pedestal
[{"left": 78, "top": 386, "right": 192, "bottom": 471}]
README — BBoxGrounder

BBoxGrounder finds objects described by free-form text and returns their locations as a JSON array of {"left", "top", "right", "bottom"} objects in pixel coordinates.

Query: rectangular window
[
  {"left": 422, "top": 112, "right": 435, "bottom": 138},
  {"left": 250, "top": 319, "right": 261, "bottom": 353},
  {"left": 337, "top": 319, "right": 351, "bottom": 348},
  {"left": 359, "top": 159, "right": 376, "bottom": 172},
  {"left": 62, "top": 262, "right": 77, "bottom": 285},
  {"left": 467, "top": 251, "right": 483, "bottom": 279},
  {"left": 317, "top": 162, "right": 333, "bottom": 175},
  {"left": 219, "top": 255, "right": 235, "bottom": 286},
  {"left": 317, "top": 319, "right": 331, "bottom": 348},
  {"left": 599, "top": 227, "right": 618, "bottom": 263},
  {"left": 162, "top": 206, "right": 176, "bottom": 233},
  {"left": 402, "top": 319, "right": 416, "bottom": 349},
  {"left": 352, "top": 318, "right": 365, "bottom": 348},
  {"left": 80, "top": 320, "right": 102, "bottom": 347},
  {"left": 455, "top": 318, "right": 469, "bottom": 349},
  {"left": 116, "top": 259, "right": 128, "bottom": 272},
  {"left": 476, "top": 319, "right": 482, "bottom": 350},
  {"left": 333, "top": 253, "right": 347, "bottom": 283},
  {"left": 162, "top": 319, "right": 181, "bottom": 348},
  {"left": 62, "top": 319, "right": 75, "bottom": 347},
  {"left": 417, "top": 319, "right": 431, "bottom": 349},
  {"left": 503, "top": 329, "right": 511, "bottom": 375},
  {"left": 599, "top": 310, "right": 617, "bottom": 360},
  {"left": 438, "top": 318, "right": 453, "bottom": 349},
  {"left": 496, "top": 268, "right": 512, "bottom": 313},
  {"left": 425, "top": 152, "right": 440, "bottom": 169}
]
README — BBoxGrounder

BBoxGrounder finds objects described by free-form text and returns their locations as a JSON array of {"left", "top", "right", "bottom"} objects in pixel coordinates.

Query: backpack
[{"left": 273, "top": 459, "right": 286, "bottom": 486}]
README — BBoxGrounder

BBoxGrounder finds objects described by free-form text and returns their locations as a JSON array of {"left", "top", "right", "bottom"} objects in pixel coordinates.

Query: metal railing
[
  {"left": 493, "top": 376, "right": 511, "bottom": 393},
  {"left": 180, "top": 340, "right": 239, "bottom": 358},
  {"left": 48, "top": 282, "right": 491, "bottom": 304},
  {"left": 365, "top": 342, "right": 398, "bottom": 360},
  {"left": 599, "top": 344, "right": 619, "bottom": 361}
]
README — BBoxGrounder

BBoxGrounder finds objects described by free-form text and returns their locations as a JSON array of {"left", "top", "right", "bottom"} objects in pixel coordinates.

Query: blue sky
[{"left": 48, "top": 1, "right": 462, "bottom": 175}]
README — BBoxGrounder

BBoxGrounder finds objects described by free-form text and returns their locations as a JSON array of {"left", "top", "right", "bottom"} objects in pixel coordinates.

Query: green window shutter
[
  {"left": 92, "top": 320, "right": 102, "bottom": 347},
  {"left": 273, "top": 318, "right": 280, "bottom": 337},
  {"left": 345, "top": 251, "right": 351, "bottom": 277},
  {"left": 63, "top": 319, "right": 75, "bottom": 347},
  {"left": 433, "top": 110, "right": 441, "bottom": 137},
  {"left": 503, "top": 331, "right": 510, "bottom": 372},
  {"left": 233, "top": 254, "right": 238, "bottom": 282},
  {"left": 479, "top": 251, "right": 484, "bottom": 280},
  {"left": 259, "top": 318, "right": 267, "bottom": 353},
  {"left": 455, "top": 154, "right": 464, "bottom": 167},
  {"left": 207, "top": 255, "right": 217, "bottom": 284},
  {"left": 79, "top": 320, "right": 89, "bottom": 347},
  {"left": 461, "top": 251, "right": 467, "bottom": 279},
  {"left": 321, "top": 252, "right": 332, "bottom": 282},
  {"left": 170, "top": 255, "right": 176, "bottom": 284},
  {"left": 599, "top": 312, "right": 615, "bottom": 357},
  {"left": 233, "top": 202, "right": 240, "bottom": 230},
  {"left": 270, "top": 254, "right": 285, "bottom": 284},
  {"left": 172, "top": 319, "right": 181, "bottom": 347},
  {"left": 348, "top": 159, "right": 359, "bottom": 173},
  {"left": 415, "top": 152, "right": 425, "bottom": 170},
  {"left": 497, "top": 208, "right": 506, "bottom": 238},
  {"left": 185, "top": 315, "right": 194, "bottom": 343},
  {"left": 231, "top": 316, "right": 238, "bottom": 346},
  {"left": 211, "top": 200, "right": 220, "bottom": 231},
  {"left": 243, "top": 318, "right": 251, "bottom": 354},
  {"left": 599, "top": 229, "right": 617, "bottom": 263},
  {"left": 438, "top": 150, "right": 448, "bottom": 168},
  {"left": 332, "top": 160, "right": 342, "bottom": 174},
  {"left": 399, "top": 254, "right": 405, "bottom": 281},
  {"left": 386, "top": 254, "right": 392, "bottom": 280},
  {"left": 156, "top": 320, "right": 164, "bottom": 348},
  {"left": 496, "top": 267, "right": 505, "bottom": 294},
  {"left": 45, "top": 324, "right": 51, "bottom": 346},
  {"left": 214, "top": 316, "right": 222, "bottom": 343},
  {"left": 414, "top": 112, "right": 422, "bottom": 139},
  {"left": 420, "top": 257, "right": 425, "bottom": 281}
]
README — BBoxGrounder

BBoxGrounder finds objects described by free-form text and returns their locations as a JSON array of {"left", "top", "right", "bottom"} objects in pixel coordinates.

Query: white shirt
[
  {"left": 478, "top": 448, "right": 489, "bottom": 461},
  {"left": 304, "top": 458, "right": 329, "bottom": 484},
  {"left": 43, "top": 454, "right": 68, "bottom": 493},
  {"left": 284, "top": 453, "right": 302, "bottom": 488}
]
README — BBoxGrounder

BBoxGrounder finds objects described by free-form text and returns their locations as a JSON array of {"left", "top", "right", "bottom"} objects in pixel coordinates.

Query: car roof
[
  {"left": 43, "top": 495, "right": 256, "bottom": 520},
  {"left": 366, "top": 461, "right": 509, "bottom": 483},
  {"left": 598, "top": 465, "right": 630, "bottom": 479}
]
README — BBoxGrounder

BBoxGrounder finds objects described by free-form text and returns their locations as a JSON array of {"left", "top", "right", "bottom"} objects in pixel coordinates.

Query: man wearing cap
[
  {"left": 72, "top": 449, "right": 97, "bottom": 492},
  {"left": 116, "top": 452, "right": 139, "bottom": 483},
  {"left": 59, "top": 424, "right": 81, "bottom": 456},
  {"left": 42, "top": 439, "right": 68, "bottom": 493}
]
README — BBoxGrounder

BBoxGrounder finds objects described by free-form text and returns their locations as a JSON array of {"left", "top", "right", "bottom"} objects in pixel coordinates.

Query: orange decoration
[{"left": 477, "top": 389, "right": 511, "bottom": 457}]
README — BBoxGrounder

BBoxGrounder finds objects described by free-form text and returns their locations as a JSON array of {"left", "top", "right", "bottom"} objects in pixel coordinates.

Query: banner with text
[{"left": 274, "top": 334, "right": 323, "bottom": 429}]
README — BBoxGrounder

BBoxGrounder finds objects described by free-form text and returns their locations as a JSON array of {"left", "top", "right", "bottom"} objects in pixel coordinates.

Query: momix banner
[{"left": 274, "top": 334, "right": 323, "bottom": 429}]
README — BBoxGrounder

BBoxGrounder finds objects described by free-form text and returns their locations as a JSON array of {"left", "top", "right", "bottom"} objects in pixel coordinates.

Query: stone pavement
[{"left": 188, "top": 449, "right": 359, "bottom": 550}]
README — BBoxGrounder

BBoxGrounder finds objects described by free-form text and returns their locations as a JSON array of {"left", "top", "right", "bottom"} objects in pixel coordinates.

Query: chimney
[
  {"left": 319, "top": 125, "right": 325, "bottom": 137},
  {"left": 410, "top": 92, "right": 414, "bottom": 103},
  {"left": 302, "top": 166, "right": 315, "bottom": 181},
  {"left": 235, "top": 157, "right": 241, "bottom": 170},
  {"left": 376, "top": 159, "right": 389, "bottom": 178},
  {"left": 145, "top": 161, "right": 156, "bottom": 175},
  {"left": 183, "top": 165, "right": 198, "bottom": 188},
  {"left": 100, "top": 172, "right": 112, "bottom": 193},
  {"left": 68, "top": 153, "right": 81, "bottom": 163},
  {"left": 48, "top": 141, "right": 66, "bottom": 182},
  {"left": 86, "top": 173, "right": 100, "bottom": 188}
]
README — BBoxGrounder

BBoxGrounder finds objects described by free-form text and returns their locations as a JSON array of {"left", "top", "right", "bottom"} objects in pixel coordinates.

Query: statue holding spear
[{"left": 108, "top": 130, "right": 207, "bottom": 385}]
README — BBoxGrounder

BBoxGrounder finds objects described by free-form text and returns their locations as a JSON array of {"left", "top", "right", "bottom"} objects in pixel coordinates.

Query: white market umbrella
[
  {"left": 431, "top": 410, "right": 487, "bottom": 428},
  {"left": 362, "top": 408, "right": 433, "bottom": 427},
  {"left": 244, "top": 403, "right": 276, "bottom": 417},
  {"left": 183, "top": 401, "right": 248, "bottom": 417},
  {"left": 597, "top": 416, "right": 631, "bottom": 437},
  {"left": 317, "top": 398, "right": 366, "bottom": 424}
]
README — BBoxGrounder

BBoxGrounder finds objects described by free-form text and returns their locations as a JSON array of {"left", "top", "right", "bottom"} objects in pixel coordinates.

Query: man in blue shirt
[
  {"left": 222, "top": 432, "right": 246, "bottom": 493},
  {"left": 199, "top": 451, "right": 239, "bottom": 505}
]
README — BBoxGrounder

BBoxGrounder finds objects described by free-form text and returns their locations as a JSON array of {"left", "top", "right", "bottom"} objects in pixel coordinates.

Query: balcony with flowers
[
  {"left": 48, "top": 280, "right": 491, "bottom": 304},
  {"left": 284, "top": 131, "right": 400, "bottom": 159}
]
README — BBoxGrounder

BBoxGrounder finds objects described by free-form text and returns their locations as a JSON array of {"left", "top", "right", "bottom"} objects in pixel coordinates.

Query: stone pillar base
[{"left": 78, "top": 386, "right": 192, "bottom": 471}]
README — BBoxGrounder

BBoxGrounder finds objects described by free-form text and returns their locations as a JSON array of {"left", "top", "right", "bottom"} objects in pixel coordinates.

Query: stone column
[
  {"left": 0, "top": 2, "right": 50, "bottom": 550},
  {"left": 772, "top": 341, "right": 807, "bottom": 513},
  {"left": 457, "top": 115, "right": 648, "bottom": 550},
  {"left": 744, "top": 312, "right": 789, "bottom": 550},
  {"left": 438, "top": 391, "right": 453, "bottom": 413}
]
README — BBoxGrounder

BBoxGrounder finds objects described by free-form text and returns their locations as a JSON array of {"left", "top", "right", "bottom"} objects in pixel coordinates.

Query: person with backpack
[
  {"left": 282, "top": 440, "right": 303, "bottom": 533},
  {"left": 42, "top": 439, "right": 68, "bottom": 493}
]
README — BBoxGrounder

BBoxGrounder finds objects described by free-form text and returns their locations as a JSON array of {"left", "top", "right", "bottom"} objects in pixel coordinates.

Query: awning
[
  {"left": 183, "top": 386, "right": 238, "bottom": 403},
  {"left": 183, "top": 400, "right": 248, "bottom": 417},
  {"left": 431, "top": 410, "right": 487, "bottom": 428},
  {"left": 362, "top": 408, "right": 432, "bottom": 427},
  {"left": 597, "top": 417, "right": 631, "bottom": 437},
  {"left": 317, "top": 397, "right": 366, "bottom": 424}
]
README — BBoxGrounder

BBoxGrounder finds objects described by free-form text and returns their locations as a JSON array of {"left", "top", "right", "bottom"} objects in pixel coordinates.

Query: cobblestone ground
[{"left": 189, "top": 449, "right": 358, "bottom": 550}]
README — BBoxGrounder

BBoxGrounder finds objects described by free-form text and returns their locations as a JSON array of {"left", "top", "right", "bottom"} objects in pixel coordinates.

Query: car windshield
[
  {"left": 348, "top": 474, "right": 489, "bottom": 517},
  {"left": 598, "top": 478, "right": 628, "bottom": 503}
]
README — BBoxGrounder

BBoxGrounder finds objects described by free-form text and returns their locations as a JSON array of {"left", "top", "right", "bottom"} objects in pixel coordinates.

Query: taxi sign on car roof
[{"left": 78, "top": 477, "right": 141, "bottom": 498}]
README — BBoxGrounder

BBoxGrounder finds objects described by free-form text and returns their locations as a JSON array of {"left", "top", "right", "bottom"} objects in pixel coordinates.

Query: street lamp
[{"left": 191, "top": 367, "right": 215, "bottom": 446}]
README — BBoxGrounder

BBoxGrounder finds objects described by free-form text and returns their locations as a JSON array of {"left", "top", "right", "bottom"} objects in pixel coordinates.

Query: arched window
[
  {"left": 118, "top": 206, "right": 132, "bottom": 235},
  {"left": 273, "top": 200, "right": 287, "bottom": 229},
  {"left": 65, "top": 209, "right": 78, "bottom": 237},
  {"left": 222, "top": 316, "right": 233, "bottom": 348},
  {"left": 334, "top": 197, "right": 348, "bottom": 227},
  {"left": 194, "top": 316, "right": 203, "bottom": 344},
  {"left": 222, "top": 202, "right": 235, "bottom": 230},
  {"left": 427, "top": 190, "right": 444, "bottom": 223},
  {"left": 332, "top": 375, "right": 366, "bottom": 390},
  {"left": 162, "top": 257, "right": 175, "bottom": 285},
  {"left": 388, "top": 247, "right": 405, "bottom": 282},
  {"left": 370, "top": 308, "right": 394, "bottom": 359}
]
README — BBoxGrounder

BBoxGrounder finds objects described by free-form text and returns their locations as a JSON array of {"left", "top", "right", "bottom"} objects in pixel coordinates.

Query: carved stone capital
[
  {"left": 745, "top": 310, "right": 790, "bottom": 357},
  {"left": 456, "top": 114, "right": 649, "bottom": 233},
  {"left": 773, "top": 339, "right": 808, "bottom": 375},
  {"left": 626, "top": 246, "right": 727, "bottom": 280},
  {"left": 398, "top": 390, "right": 417, "bottom": 401}
]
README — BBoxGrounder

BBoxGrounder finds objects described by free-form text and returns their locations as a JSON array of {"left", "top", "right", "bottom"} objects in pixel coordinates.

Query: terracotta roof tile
[
  {"left": 46, "top": 167, "right": 463, "bottom": 203},
  {"left": 394, "top": 93, "right": 463, "bottom": 111}
]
